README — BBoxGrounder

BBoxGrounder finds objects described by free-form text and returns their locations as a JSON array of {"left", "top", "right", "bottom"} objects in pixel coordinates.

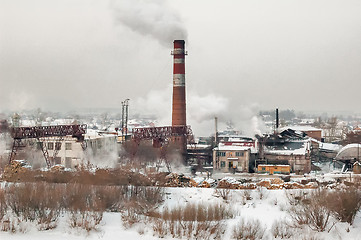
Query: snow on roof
[
  {"left": 20, "top": 119, "right": 36, "bottom": 126},
  {"left": 309, "top": 138, "right": 341, "bottom": 152},
  {"left": 218, "top": 134, "right": 254, "bottom": 140},
  {"left": 258, "top": 164, "right": 290, "bottom": 167},
  {"left": 265, "top": 140, "right": 310, "bottom": 155},
  {"left": 214, "top": 143, "right": 256, "bottom": 153},
  {"left": 319, "top": 142, "right": 342, "bottom": 152},
  {"left": 280, "top": 125, "right": 322, "bottom": 132},
  {"left": 187, "top": 144, "right": 212, "bottom": 149},
  {"left": 85, "top": 129, "right": 117, "bottom": 140}
]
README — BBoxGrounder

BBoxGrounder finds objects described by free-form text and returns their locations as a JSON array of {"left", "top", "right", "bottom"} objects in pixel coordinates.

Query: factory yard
[{"left": 0, "top": 163, "right": 361, "bottom": 240}]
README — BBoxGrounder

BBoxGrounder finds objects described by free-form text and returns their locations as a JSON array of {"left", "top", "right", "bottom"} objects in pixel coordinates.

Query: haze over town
[{"left": 1, "top": 1, "right": 361, "bottom": 240}]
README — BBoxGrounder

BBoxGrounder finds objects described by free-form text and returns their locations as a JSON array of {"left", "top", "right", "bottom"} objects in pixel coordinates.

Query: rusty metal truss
[
  {"left": 10, "top": 124, "right": 86, "bottom": 140},
  {"left": 132, "top": 125, "right": 194, "bottom": 145},
  {"left": 131, "top": 125, "right": 194, "bottom": 170},
  {"left": 9, "top": 124, "right": 87, "bottom": 168}
]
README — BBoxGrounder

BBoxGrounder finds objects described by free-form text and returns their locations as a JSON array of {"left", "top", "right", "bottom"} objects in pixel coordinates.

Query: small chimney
[{"left": 276, "top": 108, "right": 279, "bottom": 129}]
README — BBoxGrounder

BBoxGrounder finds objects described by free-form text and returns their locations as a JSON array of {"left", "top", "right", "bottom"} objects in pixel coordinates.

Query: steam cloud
[
  {"left": 111, "top": 0, "right": 188, "bottom": 47},
  {"left": 133, "top": 86, "right": 267, "bottom": 137}
]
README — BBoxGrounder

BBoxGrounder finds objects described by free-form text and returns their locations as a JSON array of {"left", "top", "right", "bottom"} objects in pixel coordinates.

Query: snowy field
[{"left": 1, "top": 185, "right": 360, "bottom": 240}]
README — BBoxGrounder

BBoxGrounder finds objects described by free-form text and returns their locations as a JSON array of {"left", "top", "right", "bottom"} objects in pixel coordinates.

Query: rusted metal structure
[
  {"left": 132, "top": 125, "right": 194, "bottom": 170},
  {"left": 8, "top": 124, "right": 87, "bottom": 168},
  {"left": 132, "top": 126, "right": 193, "bottom": 147}
]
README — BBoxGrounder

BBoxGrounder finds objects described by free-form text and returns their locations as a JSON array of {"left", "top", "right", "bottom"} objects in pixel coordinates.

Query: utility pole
[{"left": 121, "top": 99, "right": 130, "bottom": 143}]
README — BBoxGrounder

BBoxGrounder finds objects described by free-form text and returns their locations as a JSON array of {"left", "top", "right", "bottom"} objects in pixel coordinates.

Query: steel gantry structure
[
  {"left": 131, "top": 125, "right": 194, "bottom": 171},
  {"left": 8, "top": 124, "right": 87, "bottom": 168}
]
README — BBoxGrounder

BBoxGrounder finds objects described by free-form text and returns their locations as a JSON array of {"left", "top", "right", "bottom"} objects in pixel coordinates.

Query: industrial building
[
  {"left": 256, "top": 129, "right": 312, "bottom": 174},
  {"left": 213, "top": 137, "right": 257, "bottom": 173}
]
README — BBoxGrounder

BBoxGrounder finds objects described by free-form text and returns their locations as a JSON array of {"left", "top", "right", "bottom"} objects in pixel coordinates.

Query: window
[
  {"left": 54, "top": 157, "right": 61, "bottom": 165},
  {"left": 37, "top": 142, "right": 43, "bottom": 150},
  {"left": 55, "top": 142, "right": 62, "bottom": 150},
  {"left": 236, "top": 152, "right": 244, "bottom": 157},
  {"left": 216, "top": 152, "right": 226, "bottom": 157},
  {"left": 47, "top": 142, "right": 54, "bottom": 150},
  {"left": 65, "top": 157, "right": 72, "bottom": 168},
  {"left": 220, "top": 161, "right": 226, "bottom": 168},
  {"left": 262, "top": 167, "right": 266, "bottom": 171},
  {"left": 65, "top": 143, "right": 72, "bottom": 150}
]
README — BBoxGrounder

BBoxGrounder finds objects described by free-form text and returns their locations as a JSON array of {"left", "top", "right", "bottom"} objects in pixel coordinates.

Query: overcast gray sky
[{"left": 1, "top": 0, "right": 361, "bottom": 117}]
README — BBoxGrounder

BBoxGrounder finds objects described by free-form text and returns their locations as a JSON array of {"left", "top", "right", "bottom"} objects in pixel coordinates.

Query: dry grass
[
  {"left": 1, "top": 165, "right": 154, "bottom": 187},
  {"left": 160, "top": 203, "right": 234, "bottom": 222},
  {"left": 0, "top": 182, "right": 164, "bottom": 232},
  {"left": 68, "top": 210, "right": 103, "bottom": 232},
  {"left": 150, "top": 203, "right": 230, "bottom": 239},
  {"left": 271, "top": 219, "right": 294, "bottom": 239}
]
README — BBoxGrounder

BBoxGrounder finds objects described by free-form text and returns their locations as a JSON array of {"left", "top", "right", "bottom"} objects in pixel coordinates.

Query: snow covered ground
[{"left": 1, "top": 186, "right": 360, "bottom": 240}]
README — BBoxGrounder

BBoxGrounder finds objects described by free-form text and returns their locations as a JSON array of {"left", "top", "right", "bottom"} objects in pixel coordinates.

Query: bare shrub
[
  {"left": 327, "top": 187, "right": 361, "bottom": 225},
  {"left": 288, "top": 189, "right": 332, "bottom": 232},
  {"left": 215, "top": 188, "right": 231, "bottom": 201},
  {"left": 257, "top": 187, "right": 268, "bottom": 200},
  {"left": 69, "top": 210, "right": 103, "bottom": 232},
  {"left": 121, "top": 200, "right": 143, "bottom": 228},
  {"left": 242, "top": 190, "right": 252, "bottom": 201},
  {"left": 152, "top": 219, "right": 167, "bottom": 238},
  {"left": 271, "top": 219, "right": 293, "bottom": 239},
  {"left": 285, "top": 190, "right": 307, "bottom": 206},
  {"left": 37, "top": 209, "right": 58, "bottom": 231},
  {"left": 301, "top": 234, "right": 323, "bottom": 240},
  {"left": 1, "top": 216, "right": 17, "bottom": 232},
  {"left": 0, "top": 188, "right": 6, "bottom": 221},
  {"left": 5, "top": 182, "right": 61, "bottom": 227},
  {"left": 232, "top": 218, "right": 266, "bottom": 240}
]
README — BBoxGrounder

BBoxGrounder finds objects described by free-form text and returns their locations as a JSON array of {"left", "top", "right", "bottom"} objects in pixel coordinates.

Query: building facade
[{"left": 213, "top": 143, "right": 252, "bottom": 173}]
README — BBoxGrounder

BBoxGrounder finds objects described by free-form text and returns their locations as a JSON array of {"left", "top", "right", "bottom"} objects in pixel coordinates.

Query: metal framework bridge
[
  {"left": 132, "top": 125, "right": 194, "bottom": 146},
  {"left": 8, "top": 124, "right": 87, "bottom": 168}
]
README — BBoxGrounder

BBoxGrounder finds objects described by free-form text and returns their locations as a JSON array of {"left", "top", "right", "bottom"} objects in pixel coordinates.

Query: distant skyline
[{"left": 1, "top": 0, "right": 361, "bottom": 135}]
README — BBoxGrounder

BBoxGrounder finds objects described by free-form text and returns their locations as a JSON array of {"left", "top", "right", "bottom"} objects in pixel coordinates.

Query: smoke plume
[
  {"left": 111, "top": 0, "right": 188, "bottom": 47},
  {"left": 133, "top": 86, "right": 266, "bottom": 137}
]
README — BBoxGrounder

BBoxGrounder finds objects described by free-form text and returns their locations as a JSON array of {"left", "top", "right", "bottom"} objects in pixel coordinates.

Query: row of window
[
  {"left": 220, "top": 161, "right": 238, "bottom": 168},
  {"left": 216, "top": 151, "right": 244, "bottom": 157},
  {"left": 37, "top": 142, "right": 72, "bottom": 150}
]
